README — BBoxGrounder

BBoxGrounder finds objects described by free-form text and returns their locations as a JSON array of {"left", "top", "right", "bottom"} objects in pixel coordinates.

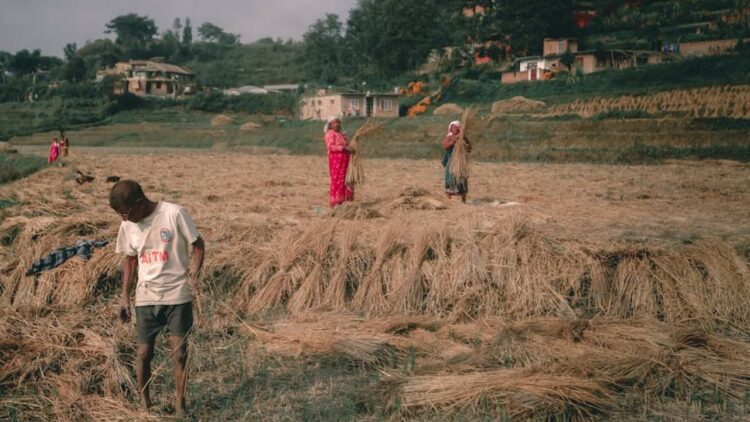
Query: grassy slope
[
  {"left": 186, "top": 40, "right": 306, "bottom": 87},
  {"left": 0, "top": 151, "right": 47, "bottom": 185},
  {"left": 10, "top": 108, "right": 750, "bottom": 164}
]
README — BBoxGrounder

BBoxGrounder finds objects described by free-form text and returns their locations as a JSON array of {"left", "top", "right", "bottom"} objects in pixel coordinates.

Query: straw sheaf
[
  {"left": 448, "top": 108, "right": 474, "bottom": 182},
  {"left": 345, "top": 120, "right": 383, "bottom": 187}
]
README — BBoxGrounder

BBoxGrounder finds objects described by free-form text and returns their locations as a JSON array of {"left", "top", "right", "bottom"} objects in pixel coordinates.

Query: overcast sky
[{"left": 0, "top": 0, "right": 357, "bottom": 57}]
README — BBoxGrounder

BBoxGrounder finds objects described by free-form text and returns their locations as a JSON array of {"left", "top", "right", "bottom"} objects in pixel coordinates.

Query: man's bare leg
[
  {"left": 170, "top": 335, "right": 189, "bottom": 417},
  {"left": 136, "top": 342, "right": 154, "bottom": 409}
]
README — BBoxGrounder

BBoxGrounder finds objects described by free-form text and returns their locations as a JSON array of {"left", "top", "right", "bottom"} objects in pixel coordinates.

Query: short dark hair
[{"left": 109, "top": 180, "right": 146, "bottom": 209}]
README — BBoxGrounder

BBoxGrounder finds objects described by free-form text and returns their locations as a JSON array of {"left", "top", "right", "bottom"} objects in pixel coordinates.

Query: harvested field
[
  {"left": 548, "top": 85, "right": 750, "bottom": 118},
  {"left": 1, "top": 150, "right": 750, "bottom": 420}
]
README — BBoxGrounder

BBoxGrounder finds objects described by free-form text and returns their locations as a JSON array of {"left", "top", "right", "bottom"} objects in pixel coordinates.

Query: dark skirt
[{"left": 443, "top": 151, "right": 468, "bottom": 195}]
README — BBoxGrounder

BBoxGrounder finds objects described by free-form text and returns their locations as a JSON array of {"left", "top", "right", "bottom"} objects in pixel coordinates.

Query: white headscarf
[
  {"left": 324, "top": 116, "right": 341, "bottom": 133},
  {"left": 447, "top": 120, "right": 461, "bottom": 135}
]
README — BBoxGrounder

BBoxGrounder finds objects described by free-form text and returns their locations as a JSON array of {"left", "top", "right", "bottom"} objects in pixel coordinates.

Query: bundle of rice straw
[
  {"left": 346, "top": 120, "right": 382, "bottom": 187},
  {"left": 449, "top": 108, "right": 475, "bottom": 182}
]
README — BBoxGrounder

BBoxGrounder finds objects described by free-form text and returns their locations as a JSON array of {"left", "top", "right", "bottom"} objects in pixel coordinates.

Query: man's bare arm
[
  {"left": 190, "top": 237, "right": 205, "bottom": 278},
  {"left": 119, "top": 255, "right": 138, "bottom": 322}
]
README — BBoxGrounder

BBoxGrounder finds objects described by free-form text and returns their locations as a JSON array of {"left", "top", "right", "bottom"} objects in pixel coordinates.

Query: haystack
[
  {"left": 240, "top": 122, "right": 262, "bottom": 131},
  {"left": 211, "top": 115, "right": 235, "bottom": 126},
  {"left": 386, "top": 187, "right": 446, "bottom": 211},
  {"left": 491, "top": 96, "right": 546, "bottom": 114},
  {"left": 433, "top": 103, "right": 464, "bottom": 115}
]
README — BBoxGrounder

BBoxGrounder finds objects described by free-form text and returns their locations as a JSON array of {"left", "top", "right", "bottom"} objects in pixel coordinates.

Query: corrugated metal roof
[{"left": 128, "top": 60, "right": 193, "bottom": 75}]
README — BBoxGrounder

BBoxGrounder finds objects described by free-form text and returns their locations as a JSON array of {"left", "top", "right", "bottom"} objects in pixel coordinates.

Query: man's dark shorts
[{"left": 135, "top": 302, "right": 193, "bottom": 343}]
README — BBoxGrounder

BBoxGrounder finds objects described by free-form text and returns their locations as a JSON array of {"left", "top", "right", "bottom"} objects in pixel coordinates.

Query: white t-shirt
[{"left": 115, "top": 202, "right": 200, "bottom": 306}]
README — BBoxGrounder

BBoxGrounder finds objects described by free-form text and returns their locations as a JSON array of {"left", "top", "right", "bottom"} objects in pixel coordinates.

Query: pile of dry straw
[{"left": 2, "top": 166, "right": 750, "bottom": 420}]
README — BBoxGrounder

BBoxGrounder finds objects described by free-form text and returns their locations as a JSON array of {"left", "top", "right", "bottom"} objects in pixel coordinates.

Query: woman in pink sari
[
  {"left": 324, "top": 117, "right": 353, "bottom": 207},
  {"left": 48, "top": 138, "right": 60, "bottom": 164}
]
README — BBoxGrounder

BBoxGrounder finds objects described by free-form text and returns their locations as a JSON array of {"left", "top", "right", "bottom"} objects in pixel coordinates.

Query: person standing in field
[
  {"left": 442, "top": 120, "right": 472, "bottom": 203},
  {"left": 60, "top": 131, "right": 69, "bottom": 158},
  {"left": 110, "top": 180, "right": 205, "bottom": 416},
  {"left": 324, "top": 117, "right": 354, "bottom": 207},
  {"left": 48, "top": 137, "right": 60, "bottom": 164}
]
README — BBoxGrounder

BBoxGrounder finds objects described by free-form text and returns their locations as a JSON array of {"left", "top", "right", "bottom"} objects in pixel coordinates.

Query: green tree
[
  {"left": 460, "top": 0, "right": 575, "bottom": 57},
  {"left": 10, "top": 49, "right": 42, "bottom": 75},
  {"left": 105, "top": 13, "right": 158, "bottom": 58},
  {"left": 302, "top": 13, "right": 345, "bottom": 83},
  {"left": 62, "top": 56, "right": 87, "bottom": 82},
  {"left": 344, "top": 0, "right": 455, "bottom": 78},
  {"left": 77, "top": 39, "right": 122, "bottom": 68},
  {"left": 172, "top": 17, "right": 182, "bottom": 42},
  {"left": 183, "top": 18, "right": 193, "bottom": 49},
  {"left": 63, "top": 43, "right": 77, "bottom": 61},
  {"left": 560, "top": 49, "right": 575, "bottom": 71},
  {"left": 160, "top": 22, "right": 182, "bottom": 62},
  {"left": 197, "top": 22, "right": 240, "bottom": 44}
]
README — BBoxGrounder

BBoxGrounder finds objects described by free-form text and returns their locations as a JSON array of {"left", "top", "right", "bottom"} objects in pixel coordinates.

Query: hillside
[{"left": 184, "top": 39, "right": 307, "bottom": 88}]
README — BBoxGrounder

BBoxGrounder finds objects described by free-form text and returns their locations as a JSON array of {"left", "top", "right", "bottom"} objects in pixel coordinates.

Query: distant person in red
[
  {"left": 324, "top": 117, "right": 353, "bottom": 207},
  {"left": 48, "top": 137, "right": 60, "bottom": 164}
]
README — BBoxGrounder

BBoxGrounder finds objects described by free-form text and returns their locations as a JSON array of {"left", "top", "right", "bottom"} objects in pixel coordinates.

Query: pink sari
[
  {"left": 48, "top": 142, "right": 59, "bottom": 163},
  {"left": 324, "top": 130, "right": 353, "bottom": 207}
]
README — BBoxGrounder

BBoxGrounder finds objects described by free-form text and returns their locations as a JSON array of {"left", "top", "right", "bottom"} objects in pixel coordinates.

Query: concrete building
[
  {"left": 300, "top": 92, "right": 401, "bottom": 120},
  {"left": 97, "top": 60, "right": 196, "bottom": 97}
]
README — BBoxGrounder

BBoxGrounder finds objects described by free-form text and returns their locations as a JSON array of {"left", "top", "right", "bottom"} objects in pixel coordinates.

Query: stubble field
[{"left": 2, "top": 146, "right": 750, "bottom": 420}]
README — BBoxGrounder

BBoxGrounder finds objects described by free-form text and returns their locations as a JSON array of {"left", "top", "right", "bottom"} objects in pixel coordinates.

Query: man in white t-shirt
[{"left": 110, "top": 180, "right": 205, "bottom": 416}]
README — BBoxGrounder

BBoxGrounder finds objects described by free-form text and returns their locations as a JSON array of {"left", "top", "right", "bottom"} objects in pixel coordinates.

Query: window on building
[
  {"left": 318, "top": 100, "right": 322, "bottom": 106},
  {"left": 330, "top": 99, "right": 335, "bottom": 105},
  {"left": 351, "top": 99, "right": 360, "bottom": 110},
  {"left": 382, "top": 99, "right": 392, "bottom": 111},
  {"left": 156, "top": 82, "right": 162, "bottom": 89}
]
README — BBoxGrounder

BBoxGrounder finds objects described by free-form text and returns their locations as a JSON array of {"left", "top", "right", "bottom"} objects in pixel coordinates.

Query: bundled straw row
[
  {"left": 229, "top": 214, "right": 750, "bottom": 330},
  {"left": 548, "top": 85, "right": 750, "bottom": 118}
]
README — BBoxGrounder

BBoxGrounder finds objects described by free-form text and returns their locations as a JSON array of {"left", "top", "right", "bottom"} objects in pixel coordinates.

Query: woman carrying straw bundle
[
  {"left": 48, "top": 137, "right": 60, "bottom": 164},
  {"left": 324, "top": 117, "right": 354, "bottom": 207},
  {"left": 441, "top": 120, "right": 472, "bottom": 203}
]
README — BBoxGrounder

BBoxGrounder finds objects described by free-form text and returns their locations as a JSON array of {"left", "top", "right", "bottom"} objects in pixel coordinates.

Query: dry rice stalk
[
  {"left": 321, "top": 229, "right": 358, "bottom": 309},
  {"left": 449, "top": 108, "right": 475, "bottom": 182},
  {"left": 287, "top": 221, "right": 337, "bottom": 313},
  {"left": 386, "top": 187, "right": 446, "bottom": 211},
  {"left": 388, "top": 228, "right": 433, "bottom": 313},
  {"left": 259, "top": 315, "right": 394, "bottom": 365},
  {"left": 345, "top": 120, "right": 382, "bottom": 187},
  {"left": 399, "top": 368, "right": 612, "bottom": 419},
  {"left": 330, "top": 202, "right": 383, "bottom": 220},
  {"left": 244, "top": 221, "right": 336, "bottom": 313},
  {"left": 352, "top": 226, "right": 406, "bottom": 314}
]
